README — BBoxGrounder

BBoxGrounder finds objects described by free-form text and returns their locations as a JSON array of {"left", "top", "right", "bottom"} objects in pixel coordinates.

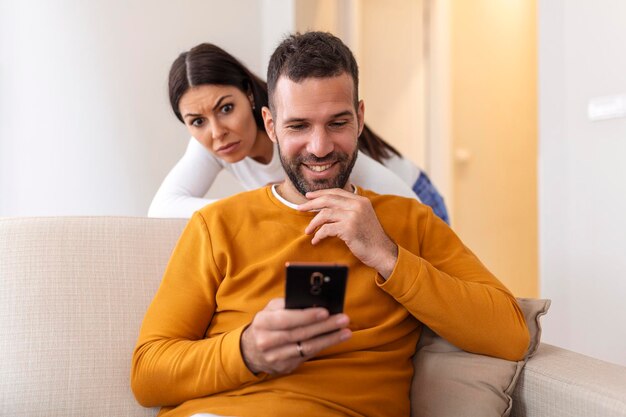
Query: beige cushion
[{"left": 410, "top": 298, "right": 551, "bottom": 417}]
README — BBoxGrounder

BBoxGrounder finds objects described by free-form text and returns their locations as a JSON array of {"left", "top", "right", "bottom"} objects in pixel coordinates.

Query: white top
[{"left": 148, "top": 138, "right": 421, "bottom": 218}]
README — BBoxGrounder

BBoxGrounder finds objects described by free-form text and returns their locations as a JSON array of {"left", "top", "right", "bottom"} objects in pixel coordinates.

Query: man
[{"left": 131, "top": 32, "right": 529, "bottom": 417}]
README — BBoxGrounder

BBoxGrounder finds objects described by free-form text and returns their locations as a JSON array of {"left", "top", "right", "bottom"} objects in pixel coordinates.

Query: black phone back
[{"left": 285, "top": 263, "right": 348, "bottom": 314}]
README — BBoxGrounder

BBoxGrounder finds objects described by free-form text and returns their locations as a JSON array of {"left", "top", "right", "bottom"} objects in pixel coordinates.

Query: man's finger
[
  {"left": 304, "top": 188, "right": 359, "bottom": 200},
  {"left": 266, "top": 298, "right": 286, "bottom": 310},
  {"left": 256, "top": 307, "right": 330, "bottom": 331},
  {"left": 265, "top": 326, "right": 352, "bottom": 363},
  {"left": 304, "top": 208, "right": 344, "bottom": 235},
  {"left": 289, "top": 313, "right": 350, "bottom": 343},
  {"left": 298, "top": 328, "right": 353, "bottom": 357},
  {"left": 298, "top": 192, "right": 358, "bottom": 212},
  {"left": 310, "top": 223, "right": 344, "bottom": 245},
  {"left": 269, "top": 313, "right": 350, "bottom": 346}
]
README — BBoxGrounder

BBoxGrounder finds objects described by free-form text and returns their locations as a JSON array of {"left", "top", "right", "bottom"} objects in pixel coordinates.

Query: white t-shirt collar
[{"left": 271, "top": 183, "right": 357, "bottom": 209}]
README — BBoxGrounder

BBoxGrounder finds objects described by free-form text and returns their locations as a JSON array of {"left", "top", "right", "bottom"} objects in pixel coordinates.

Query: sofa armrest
[{"left": 512, "top": 344, "right": 626, "bottom": 417}]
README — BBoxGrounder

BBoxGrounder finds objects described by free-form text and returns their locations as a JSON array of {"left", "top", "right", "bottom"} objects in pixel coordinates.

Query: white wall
[
  {"left": 539, "top": 0, "right": 626, "bottom": 365},
  {"left": 0, "top": 0, "right": 294, "bottom": 216}
]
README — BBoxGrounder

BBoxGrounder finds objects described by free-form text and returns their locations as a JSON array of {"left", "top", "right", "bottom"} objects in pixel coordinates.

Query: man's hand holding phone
[{"left": 240, "top": 298, "right": 351, "bottom": 375}]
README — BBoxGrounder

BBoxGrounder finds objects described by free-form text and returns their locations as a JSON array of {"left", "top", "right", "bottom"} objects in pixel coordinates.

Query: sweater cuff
[
  {"left": 220, "top": 324, "right": 267, "bottom": 386},
  {"left": 375, "top": 246, "right": 424, "bottom": 301}
]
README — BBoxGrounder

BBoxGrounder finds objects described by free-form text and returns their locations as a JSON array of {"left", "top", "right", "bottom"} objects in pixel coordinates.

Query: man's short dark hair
[{"left": 266, "top": 31, "right": 359, "bottom": 111}]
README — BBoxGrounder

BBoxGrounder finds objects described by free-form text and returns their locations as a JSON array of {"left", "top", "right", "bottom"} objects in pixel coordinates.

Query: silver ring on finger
[{"left": 296, "top": 341, "right": 305, "bottom": 358}]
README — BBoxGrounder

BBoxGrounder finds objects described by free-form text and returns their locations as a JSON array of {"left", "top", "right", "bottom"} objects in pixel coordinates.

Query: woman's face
[{"left": 178, "top": 84, "right": 258, "bottom": 163}]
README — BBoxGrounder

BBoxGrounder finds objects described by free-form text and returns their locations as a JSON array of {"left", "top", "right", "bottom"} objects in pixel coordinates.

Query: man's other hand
[
  {"left": 240, "top": 298, "right": 351, "bottom": 375},
  {"left": 298, "top": 188, "right": 398, "bottom": 279}
]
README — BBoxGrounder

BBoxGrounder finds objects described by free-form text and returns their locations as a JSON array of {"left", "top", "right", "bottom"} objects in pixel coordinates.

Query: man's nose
[{"left": 306, "top": 127, "right": 334, "bottom": 157}]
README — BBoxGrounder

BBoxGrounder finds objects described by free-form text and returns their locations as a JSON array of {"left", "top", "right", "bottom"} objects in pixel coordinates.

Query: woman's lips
[{"left": 216, "top": 141, "right": 241, "bottom": 155}]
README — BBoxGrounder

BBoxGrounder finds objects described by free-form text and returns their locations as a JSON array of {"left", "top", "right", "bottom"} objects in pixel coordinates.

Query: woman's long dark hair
[
  {"left": 358, "top": 124, "right": 401, "bottom": 162},
  {"left": 168, "top": 43, "right": 267, "bottom": 129},
  {"left": 168, "top": 43, "right": 401, "bottom": 163}
]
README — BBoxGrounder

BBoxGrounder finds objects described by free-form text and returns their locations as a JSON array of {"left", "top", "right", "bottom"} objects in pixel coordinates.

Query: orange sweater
[{"left": 131, "top": 186, "right": 529, "bottom": 417}]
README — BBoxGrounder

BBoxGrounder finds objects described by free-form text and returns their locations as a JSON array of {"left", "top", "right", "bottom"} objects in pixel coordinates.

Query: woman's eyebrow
[
  {"left": 212, "top": 95, "right": 232, "bottom": 111},
  {"left": 183, "top": 95, "right": 233, "bottom": 120}
]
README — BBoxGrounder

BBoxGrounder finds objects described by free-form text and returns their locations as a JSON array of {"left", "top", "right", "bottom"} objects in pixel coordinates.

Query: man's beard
[{"left": 277, "top": 138, "right": 358, "bottom": 196}]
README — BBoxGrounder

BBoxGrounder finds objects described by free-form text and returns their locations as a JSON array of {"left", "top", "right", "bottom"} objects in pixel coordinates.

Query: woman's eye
[
  {"left": 220, "top": 104, "right": 234, "bottom": 114},
  {"left": 191, "top": 118, "right": 205, "bottom": 127}
]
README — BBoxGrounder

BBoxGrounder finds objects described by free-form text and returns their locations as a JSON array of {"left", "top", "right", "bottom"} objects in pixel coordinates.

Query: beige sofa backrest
[
  {"left": 2, "top": 217, "right": 625, "bottom": 417},
  {"left": 0, "top": 217, "right": 187, "bottom": 417}
]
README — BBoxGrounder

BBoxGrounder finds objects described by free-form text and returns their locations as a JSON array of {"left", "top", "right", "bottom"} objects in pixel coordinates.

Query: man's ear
[
  {"left": 262, "top": 106, "right": 277, "bottom": 143},
  {"left": 357, "top": 100, "right": 365, "bottom": 137}
]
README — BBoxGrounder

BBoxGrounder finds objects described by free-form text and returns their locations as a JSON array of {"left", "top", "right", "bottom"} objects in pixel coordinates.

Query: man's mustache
[{"left": 297, "top": 152, "right": 347, "bottom": 164}]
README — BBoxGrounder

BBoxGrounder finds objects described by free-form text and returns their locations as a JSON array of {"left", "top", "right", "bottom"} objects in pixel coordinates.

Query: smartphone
[{"left": 285, "top": 263, "right": 348, "bottom": 314}]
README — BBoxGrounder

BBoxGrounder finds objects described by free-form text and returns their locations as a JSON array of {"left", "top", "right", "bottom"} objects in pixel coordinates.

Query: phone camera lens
[
  {"left": 311, "top": 272, "right": 323, "bottom": 286},
  {"left": 310, "top": 272, "right": 324, "bottom": 295}
]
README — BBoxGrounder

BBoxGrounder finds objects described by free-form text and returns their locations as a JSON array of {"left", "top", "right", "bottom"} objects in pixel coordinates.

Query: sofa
[{"left": 0, "top": 216, "right": 624, "bottom": 417}]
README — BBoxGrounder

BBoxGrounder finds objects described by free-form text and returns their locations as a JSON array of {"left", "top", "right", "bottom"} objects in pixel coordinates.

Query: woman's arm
[
  {"left": 350, "top": 151, "right": 419, "bottom": 200},
  {"left": 148, "top": 138, "right": 223, "bottom": 218},
  {"left": 380, "top": 154, "right": 450, "bottom": 224}
]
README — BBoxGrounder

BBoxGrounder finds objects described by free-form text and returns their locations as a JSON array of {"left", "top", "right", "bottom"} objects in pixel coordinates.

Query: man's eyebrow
[
  {"left": 182, "top": 95, "right": 232, "bottom": 119},
  {"left": 330, "top": 110, "right": 354, "bottom": 119},
  {"left": 283, "top": 110, "right": 354, "bottom": 124},
  {"left": 283, "top": 117, "right": 307, "bottom": 124}
]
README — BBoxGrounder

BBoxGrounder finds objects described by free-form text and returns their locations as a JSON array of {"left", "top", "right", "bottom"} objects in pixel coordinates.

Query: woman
[{"left": 148, "top": 43, "right": 449, "bottom": 223}]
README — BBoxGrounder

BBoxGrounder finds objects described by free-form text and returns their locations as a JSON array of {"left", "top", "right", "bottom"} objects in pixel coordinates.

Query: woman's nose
[{"left": 211, "top": 121, "right": 228, "bottom": 141}]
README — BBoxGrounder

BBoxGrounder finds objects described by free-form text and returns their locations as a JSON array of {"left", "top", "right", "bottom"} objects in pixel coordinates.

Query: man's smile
[{"left": 305, "top": 163, "right": 335, "bottom": 172}]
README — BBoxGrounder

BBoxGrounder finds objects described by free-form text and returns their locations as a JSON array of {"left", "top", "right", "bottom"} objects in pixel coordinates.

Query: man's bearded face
[{"left": 277, "top": 141, "right": 358, "bottom": 195}]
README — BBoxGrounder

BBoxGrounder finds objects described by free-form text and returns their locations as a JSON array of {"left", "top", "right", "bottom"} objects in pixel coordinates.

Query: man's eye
[
  {"left": 191, "top": 118, "right": 205, "bottom": 127},
  {"left": 288, "top": 124, "right": 305, "bottom": 131},
  {"left": 330, "top": 121, "right": 348, "bottom": 128},
  {"left": 220, "top": 104, "right": 234, "bottom": 114}
]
